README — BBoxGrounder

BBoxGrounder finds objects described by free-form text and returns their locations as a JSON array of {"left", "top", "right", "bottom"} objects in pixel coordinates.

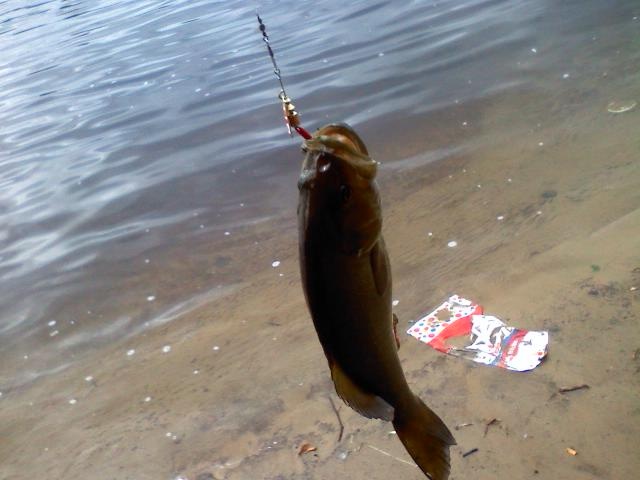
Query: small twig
[
  {"left": 559, "top": 384, "right": 590, "bottom": 394},
  {"left": 455, "top": 422, "right": 473, "bottom": 430},
  {"left": 484, "top": 418, "right": 500, "bottom": 437},
  {"left": 462, "top": 447, "right": 479, "bottom": 458},
  {"left": 366, "top": 444, "right": 418, "bottom": 468},
  {"left": 328, "top": 396, "right": 344, "bottom": 443}
]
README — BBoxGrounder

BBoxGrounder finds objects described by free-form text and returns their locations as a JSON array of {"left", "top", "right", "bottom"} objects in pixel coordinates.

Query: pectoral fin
[
  {"left": 329, "top": 359, "right": 394, "bottom": 421},
  {"left": 393, "top": 313, "right": 400, "bottom": 350},
  {"left": 369, "top": 241, "right": 389, "bottom": 297}
]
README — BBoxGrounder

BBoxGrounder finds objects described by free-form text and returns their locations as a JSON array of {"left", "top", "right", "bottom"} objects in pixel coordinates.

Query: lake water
[{"left": 1, "top": 1, "right": 639, "bottom": 477}]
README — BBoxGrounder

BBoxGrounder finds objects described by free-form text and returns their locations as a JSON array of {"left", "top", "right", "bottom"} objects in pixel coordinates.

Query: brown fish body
[{"left": 298, "top": 124, "right": 455, "bottom": 480}]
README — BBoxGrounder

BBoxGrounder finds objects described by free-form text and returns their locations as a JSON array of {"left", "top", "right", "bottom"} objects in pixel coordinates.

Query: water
[
  {"left": 0, "top": 0, "right": 636, "bottom": 370},
  {"left": 1, "top": 1, "right": 639, "bottom": 477}
]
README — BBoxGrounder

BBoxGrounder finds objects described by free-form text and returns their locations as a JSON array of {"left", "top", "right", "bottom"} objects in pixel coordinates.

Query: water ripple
[{"left": 1, "top": 0, "right": 636, "bottom": 370}]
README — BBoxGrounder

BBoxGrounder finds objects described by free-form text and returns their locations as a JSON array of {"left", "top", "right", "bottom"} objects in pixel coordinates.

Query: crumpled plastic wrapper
[{"left": 407, "top": 295, "right": 548, "bottom": 371}]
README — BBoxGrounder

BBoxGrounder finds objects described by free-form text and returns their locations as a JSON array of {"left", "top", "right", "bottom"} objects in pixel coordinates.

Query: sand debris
[
  {"left": 559, "top": 384, "right": 589, "bottom": 394},
  {"left": 366, "top": 444, "right": 416, "bottom": 467},
  {"left": 462, "top": 447, "right": 479, "bottom": 458},
  {"left": 298, "top": 443, "right": 317, "bottom": 455},
  {"left": 455, "top": 422, "right": 473, "bottom": 430},
  {"left": 607, "top": 100, "right": 636, "bottom": 114},
  {"left": 484, "top": 418, "right": 501, "bottom": 437},
  {"left": 328, "top": 396, "right": 344, "bottom": 442}
]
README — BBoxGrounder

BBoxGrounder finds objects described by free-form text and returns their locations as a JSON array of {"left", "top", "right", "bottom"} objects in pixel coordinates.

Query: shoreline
[{"left": 1, "top": 81, "right": 639, "bottom": 480}]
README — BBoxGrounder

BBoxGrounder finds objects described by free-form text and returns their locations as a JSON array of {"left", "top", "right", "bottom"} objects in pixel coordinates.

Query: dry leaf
[{"left": 298, "top": 443, "right": 317, "bottom": 455}]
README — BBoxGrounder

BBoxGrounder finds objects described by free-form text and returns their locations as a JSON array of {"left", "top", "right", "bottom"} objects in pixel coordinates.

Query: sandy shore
[{"left": 1, "top": 83, "right": 639, "bottom": 480}]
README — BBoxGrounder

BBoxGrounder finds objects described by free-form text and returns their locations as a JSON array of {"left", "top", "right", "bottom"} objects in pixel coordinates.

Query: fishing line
[{"left": 256, "top": 12, "right": 311, "bottom": 140}]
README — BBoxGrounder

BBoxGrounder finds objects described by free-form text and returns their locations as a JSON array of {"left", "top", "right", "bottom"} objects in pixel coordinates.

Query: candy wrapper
[{"left": 407, "top": 295, "right": 548, "bottom": 371}]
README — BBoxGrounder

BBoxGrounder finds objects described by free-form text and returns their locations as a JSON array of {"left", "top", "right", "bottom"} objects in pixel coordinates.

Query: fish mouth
[
  {"left": 301, "top": 123, "right": 377, "bottom": 182},
  {"left": 312, "top": 123, "right": 369, "bottom": 156}
]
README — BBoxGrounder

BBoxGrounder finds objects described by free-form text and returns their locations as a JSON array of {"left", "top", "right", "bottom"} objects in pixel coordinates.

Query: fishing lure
[{"left": 256, "top": 13, "right": 311, "bottom": 139}]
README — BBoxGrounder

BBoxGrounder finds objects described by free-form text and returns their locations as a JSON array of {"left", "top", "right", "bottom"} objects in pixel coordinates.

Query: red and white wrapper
[{"left": 407, "top": 295, "right": 548, "bottom": 372}]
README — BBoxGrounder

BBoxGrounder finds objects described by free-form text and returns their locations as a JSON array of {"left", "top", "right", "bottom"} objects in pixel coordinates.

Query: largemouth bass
[{"left": 297, "top": 123, "right": 455, "bottom": 480}]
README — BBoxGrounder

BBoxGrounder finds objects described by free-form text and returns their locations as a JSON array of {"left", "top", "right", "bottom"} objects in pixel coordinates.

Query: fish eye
[{"left": 339, "top": 184, "right": 351, "bottom": 203}]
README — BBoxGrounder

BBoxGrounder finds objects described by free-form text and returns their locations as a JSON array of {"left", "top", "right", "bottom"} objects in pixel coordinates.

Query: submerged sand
[{"left": 1, "top": 82, "right": 639, "bottom": 480}]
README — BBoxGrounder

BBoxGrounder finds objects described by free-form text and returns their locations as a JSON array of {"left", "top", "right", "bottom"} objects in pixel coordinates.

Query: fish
[{"left": 297, "top": 123, "right": 456, "bottom": 480}]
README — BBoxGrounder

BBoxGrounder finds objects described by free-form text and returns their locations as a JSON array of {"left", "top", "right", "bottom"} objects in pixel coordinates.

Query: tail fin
[{"left": 392, "top": 395, "right": 456, "bottom": 480}]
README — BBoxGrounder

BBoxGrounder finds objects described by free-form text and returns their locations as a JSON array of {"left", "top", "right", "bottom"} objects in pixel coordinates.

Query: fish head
[{"left": 298, "top": 123, "right": 381, "bottom": 256}]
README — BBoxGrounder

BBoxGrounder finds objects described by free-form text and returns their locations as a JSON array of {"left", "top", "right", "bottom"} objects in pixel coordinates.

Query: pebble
[
  {"left": 69, "top": 398, "right": 77, "bottom": 405},
  {"left": 84, "top": 376, "right": 93, "bottom": 382},
  {"left": 127, "top": 349, "right": 136, "bottom": 356},
  {"left": 144, "top": 396, "right": 152, "bottom": 402},
  {"left": 392, "top": 300, "right": 400, "bottom": 307},
  {"left": 212, "top": 346, "right": 220, "bottom": 351},
  {"left": 271, "top": 260, "right": 281, "bottom": 268},
  {"left": 497, "top": 215, "right": 505, "bottom": 221},
  {"left": 447, "top": 241, "right": 458, "bottom": 248},
  {"left": 147, "top": 295, "right": 156, "bottom": 302},
  {"left": 162, "top": 345, "right": 171, "bottom": 353}
]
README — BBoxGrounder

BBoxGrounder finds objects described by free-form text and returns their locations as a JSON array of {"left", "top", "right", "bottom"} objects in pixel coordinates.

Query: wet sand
[{"left": 2, "top": 84, "right": 639, "bottom": 480}]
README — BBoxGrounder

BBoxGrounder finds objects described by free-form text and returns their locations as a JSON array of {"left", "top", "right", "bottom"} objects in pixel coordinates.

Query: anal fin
[{"left": 329, "top": 360, "right": 394, "bottom": 421}]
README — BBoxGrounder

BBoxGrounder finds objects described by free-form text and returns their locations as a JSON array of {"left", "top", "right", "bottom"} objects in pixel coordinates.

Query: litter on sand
[{"left": 407, "top": 295, "right": 548, "bottom": 371}]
